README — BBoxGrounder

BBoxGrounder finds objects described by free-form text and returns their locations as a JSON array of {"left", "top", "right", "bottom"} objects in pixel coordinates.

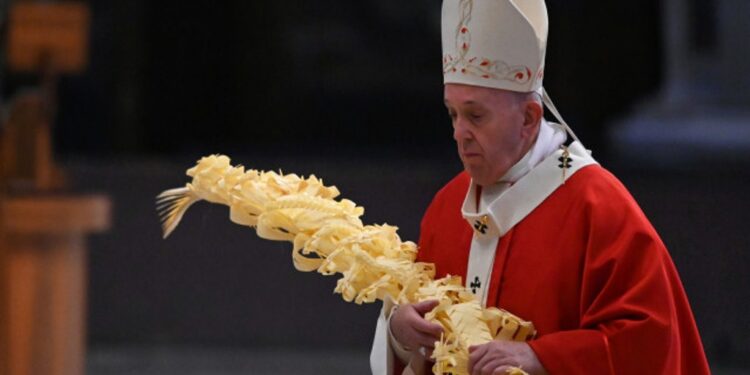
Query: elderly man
[{"left": 370, "top": 1, "right": 711, "bottom": 374}]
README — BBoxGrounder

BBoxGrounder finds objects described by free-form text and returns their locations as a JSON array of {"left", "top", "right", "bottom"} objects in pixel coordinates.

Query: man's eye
[{"left": 470, "top": 114, "right": 482, "bottom": 121}]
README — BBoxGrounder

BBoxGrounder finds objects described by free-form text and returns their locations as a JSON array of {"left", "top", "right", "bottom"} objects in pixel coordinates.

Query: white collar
[
  {"left": 463, "top": 138, "right": 598, "bottom": 238},
  {"left": 479, "top": 120, "right": 567, "bottom": 210}
]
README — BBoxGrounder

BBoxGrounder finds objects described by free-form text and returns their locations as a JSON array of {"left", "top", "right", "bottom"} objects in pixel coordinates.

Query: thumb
[{"left": 413, "top": 300, "right": 440, "bottom": 315}]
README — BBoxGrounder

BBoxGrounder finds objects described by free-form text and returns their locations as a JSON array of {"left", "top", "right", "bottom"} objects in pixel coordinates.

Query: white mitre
[{"left": 442, "top": 0, "right": 548, "bottom": 93}]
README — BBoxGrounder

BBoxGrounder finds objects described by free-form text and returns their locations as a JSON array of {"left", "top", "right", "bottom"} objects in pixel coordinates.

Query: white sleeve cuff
[{"left": 387, "top": 304, "right": 414, "bottom": 364}]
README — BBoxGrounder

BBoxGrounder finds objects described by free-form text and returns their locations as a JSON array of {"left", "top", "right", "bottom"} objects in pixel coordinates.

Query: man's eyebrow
[{"left": 443, "top": 100, "right": 478, "bottom": 105}]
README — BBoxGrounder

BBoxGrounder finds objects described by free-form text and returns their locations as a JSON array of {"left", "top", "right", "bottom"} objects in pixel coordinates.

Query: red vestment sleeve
[
  {"left": 529, "top": 171, "right": 710, "bottom": 375},
  {"left": 529, "top": 329, "right": 614, "bottom": 373}
]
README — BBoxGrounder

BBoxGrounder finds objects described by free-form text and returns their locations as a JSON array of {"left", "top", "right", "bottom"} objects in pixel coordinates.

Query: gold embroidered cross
[
  {"left": 558, "top": 146, "right": 572, "bottom": 182},
  {"left": 473, "top": 215, "right": 489, "bottom": 235},
  {"left": 470, "top": 276, "right": 481, "bottom": 294}
]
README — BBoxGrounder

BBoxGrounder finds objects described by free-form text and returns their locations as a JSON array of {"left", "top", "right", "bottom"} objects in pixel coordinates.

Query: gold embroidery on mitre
[{"left": 442, "top": 0, "right": 538, "bottom": 85}]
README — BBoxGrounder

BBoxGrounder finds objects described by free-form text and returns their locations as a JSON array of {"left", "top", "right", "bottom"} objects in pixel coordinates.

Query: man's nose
[{"left": 452, "top": 118, "right": 470, "bottom": 142}]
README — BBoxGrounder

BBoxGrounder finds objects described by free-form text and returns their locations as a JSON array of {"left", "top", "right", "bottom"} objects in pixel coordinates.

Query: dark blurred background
[
  {"left": 1, "top": 0, "right": 748, "bottom": 374},
  {"left": 44, "top": 0, "right": 665, "bottom": 158}
]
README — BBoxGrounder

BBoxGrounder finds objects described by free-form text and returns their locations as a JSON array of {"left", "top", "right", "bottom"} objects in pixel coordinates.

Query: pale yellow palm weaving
[{"left": 157, "top": 155, "right": 535, "bottom": 375}]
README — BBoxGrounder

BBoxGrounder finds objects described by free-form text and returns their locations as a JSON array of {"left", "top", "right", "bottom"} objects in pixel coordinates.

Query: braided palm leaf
[{"left": 157, "top": 155, "right": 536, "bottom": 375}]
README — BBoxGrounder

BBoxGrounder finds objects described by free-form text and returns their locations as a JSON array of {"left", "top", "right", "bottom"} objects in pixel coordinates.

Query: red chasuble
[{"left": 417, "top": 165, "right": 710, "bottom": 374}]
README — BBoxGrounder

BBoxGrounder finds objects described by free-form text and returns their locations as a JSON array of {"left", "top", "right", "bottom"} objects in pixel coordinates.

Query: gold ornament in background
[{"left": 157, "top": 155, "right": 535, "bottom": 375}]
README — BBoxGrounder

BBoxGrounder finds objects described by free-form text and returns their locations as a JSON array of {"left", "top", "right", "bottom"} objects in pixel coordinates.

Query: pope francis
[{"left": 369, "top": 1, "right": 711, "bottom": 374}]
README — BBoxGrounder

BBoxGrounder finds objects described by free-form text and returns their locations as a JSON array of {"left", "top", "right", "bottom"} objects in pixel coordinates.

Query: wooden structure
[
  {"left": 6, "top": 2, "right": 90, "bottom": 73},
  {"left": 0, "top": 196, "right": 109, "bottom": 375},
  {"left": 0, "top": 3, "right": 106, "bottom": 375}
]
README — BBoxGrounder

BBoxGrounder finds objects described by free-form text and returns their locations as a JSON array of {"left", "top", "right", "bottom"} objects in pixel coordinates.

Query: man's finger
[
  {"left": 411, "top": 316, "right": 444, "bottom": 337},
  {"left": 413, "top": 300, "right": 440, "bottom": 314},
  {"left": 472, "top": 353, "right": 496, "bottom": 375},
  {"left": 468, "top": 343, "right": 489, "bottom": 373},
  {"left": 479, "top": 359, "right": 511, "bottom": 375},
  {"left": 491, "top": 366, "right": 513, "bottom": 375}
]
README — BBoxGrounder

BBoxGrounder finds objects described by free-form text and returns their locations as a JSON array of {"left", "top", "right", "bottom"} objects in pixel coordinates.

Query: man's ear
[{"left": 521, "top": 100, "right": 543, "bottom": 137}]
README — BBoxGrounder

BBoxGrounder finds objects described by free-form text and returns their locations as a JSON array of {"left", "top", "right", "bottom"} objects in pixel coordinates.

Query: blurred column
[
  {"left": 610, "top": 0, "right": 750, "bottom": 164},
  {"left": 661, "top": 0, "right": 691, "bottom": 107},
  {"left": 717, "top": 0, "right": 750, "bottom": 105}
]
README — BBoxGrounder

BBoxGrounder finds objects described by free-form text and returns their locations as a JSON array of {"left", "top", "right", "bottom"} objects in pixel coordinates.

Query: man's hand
[
  {"left": 389, "top": 300, "right": 443, "bottom": 354},
  {"left": 468, "top": 341, "right": 548, "bottom": 375}
]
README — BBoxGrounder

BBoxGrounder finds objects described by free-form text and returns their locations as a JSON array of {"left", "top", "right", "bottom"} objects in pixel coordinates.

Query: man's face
[{"left": 444, "top": 83, "right": 529, "bottom": 186}]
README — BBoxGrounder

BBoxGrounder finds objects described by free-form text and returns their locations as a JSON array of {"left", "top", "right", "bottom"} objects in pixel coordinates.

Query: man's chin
[{"left": 464, "top": 168, "right": 491, "bottom": 186}]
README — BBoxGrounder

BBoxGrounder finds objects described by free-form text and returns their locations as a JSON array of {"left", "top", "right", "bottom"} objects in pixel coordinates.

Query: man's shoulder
[
  {"left": 562, "top": 164, "right": 632, "bottom": 201},
  {"left": 434, "top": 171, "right": 471, "bottom": 201},
  {"left": 421, "top": 171, "right": 470, "bottom": 221},
  {"left": 560, "top": 164, "right": 652, "bottom": 225}
]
